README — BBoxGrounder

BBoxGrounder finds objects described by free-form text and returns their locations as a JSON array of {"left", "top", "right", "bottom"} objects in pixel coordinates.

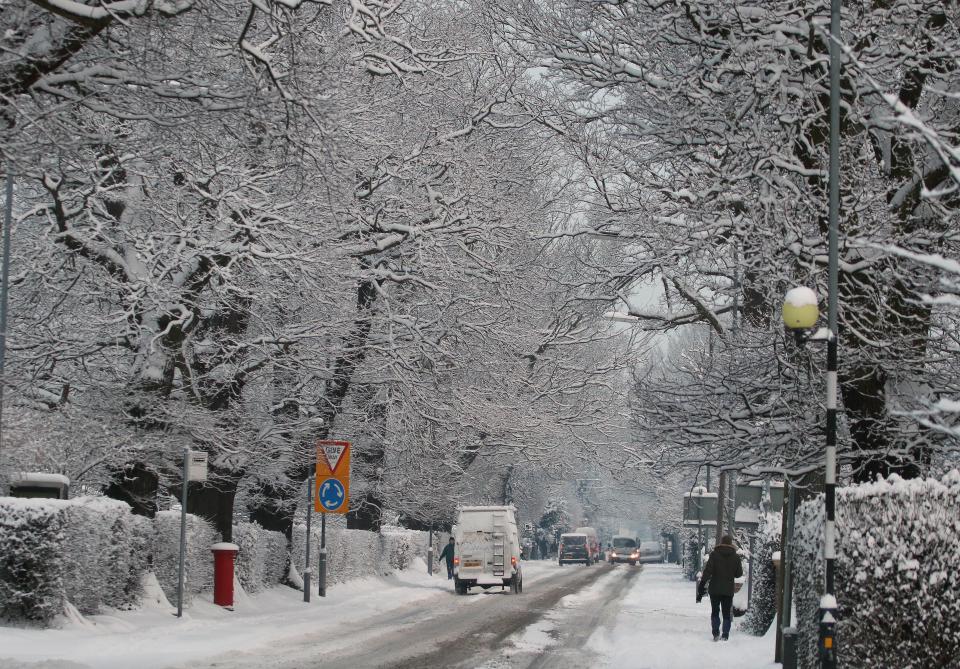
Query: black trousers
[{"left": 710, "top": 594, "right": 733, "bottom": 637}]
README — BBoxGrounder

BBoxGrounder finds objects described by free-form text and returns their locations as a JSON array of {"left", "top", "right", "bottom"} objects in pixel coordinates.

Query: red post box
[{"left": 211, "top": 542, "right": 240, "bottom": 608}]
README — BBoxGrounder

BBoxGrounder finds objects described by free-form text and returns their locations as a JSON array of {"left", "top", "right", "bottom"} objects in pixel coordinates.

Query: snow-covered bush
[
  {"left": 383, "top": 531, "right": 412, "bottom": 571},
  {"left": 791, "top": 471, "right": 960, "bottom": 669},
  {"left": 292, "top": 523, "right": 427, "bottom": 586},
  {"left": 233, "top": 522, "right": 287, "bottom": 593},
  {"left": 61, "top": 496, "right": 148, "bottom": 614},
  {"left": 152, "top": 510, "right": 218, "bottom": 604},
  {"left": 0, "top": 498, "right": 68, "bottom": 622},
  {"left": 740, "top": 511, "right": 782, "bottom": 635},
  {"left": 682, "top": 533, "right": 701, "bottom": 580},
  {"left": 0, "top": 497, "right": 151, "bottom": 623}
]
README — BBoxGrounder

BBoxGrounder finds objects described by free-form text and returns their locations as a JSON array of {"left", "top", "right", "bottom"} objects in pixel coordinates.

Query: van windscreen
[{"left": 613, "top": 537, "right": 636, "bottom": 548}]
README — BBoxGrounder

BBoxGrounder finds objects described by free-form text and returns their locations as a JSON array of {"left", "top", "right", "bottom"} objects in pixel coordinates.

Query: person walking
[
  {"left": 697, "top": 535, "right": 743, "bottom": 641},
  {"left": 438, "top": 537, "right": 456, "bottom": 580}
]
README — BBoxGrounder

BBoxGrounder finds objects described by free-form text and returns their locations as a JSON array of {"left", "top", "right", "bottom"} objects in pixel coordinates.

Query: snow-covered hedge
[
  {"left": 152, "top": 510, "right": 218, "bottom": 605},
  {"left": 740, "top": 511, "right": 781, "bottom": 635},
  {"left": 292, "top": 523, "right": 428, "bottom": 586},
  {"left": 0, "top": 498, "right": 68, "bottom": 622},
  {"left": 791, "top": 471, "right": 960, "bottom": 668},
  {"left": 233, "top": 522, "right": 287, "bottom": 593},
  {"left": 62, "top": 497, "right": 152, "bottom": 614},
  {"left": 0, "top": 497, "right": 150, "bottom": 623},
  {"left": 682, "top": 533, "right": 701, "bottom": 580}
]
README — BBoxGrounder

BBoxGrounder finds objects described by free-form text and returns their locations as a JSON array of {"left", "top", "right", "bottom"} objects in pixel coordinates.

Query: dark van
[{"left": 558, "top": 532, "right": 592, "bottom": 566}]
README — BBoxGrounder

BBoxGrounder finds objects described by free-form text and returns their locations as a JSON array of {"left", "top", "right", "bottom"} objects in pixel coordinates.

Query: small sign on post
[{"left": 188, "top": 452, "right": 208, "bottom": 482}]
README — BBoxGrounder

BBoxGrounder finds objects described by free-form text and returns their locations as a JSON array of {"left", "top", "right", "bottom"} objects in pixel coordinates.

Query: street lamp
[{"left": 782, "top": 287, "right": 838, "bottom": 668}]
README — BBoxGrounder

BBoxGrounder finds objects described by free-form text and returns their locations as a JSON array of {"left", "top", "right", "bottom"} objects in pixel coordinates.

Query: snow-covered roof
[
  {"left": 458, "top": 505, "right": 516, "bottom": 512},
  {"left": 784, "top": 286, "right": 818, "bottom": 307},
  {"left": 211, "top": 543, "right": 240, "bottom": 552},
  {"left": 683, "top": 491, "right": 718, "bottom": 498},
  {"left": 11, "top": 472, "right": 70, "bottom": 487},
  {"left": 743, "top": 480, "right": 782, "bottom": 488}
]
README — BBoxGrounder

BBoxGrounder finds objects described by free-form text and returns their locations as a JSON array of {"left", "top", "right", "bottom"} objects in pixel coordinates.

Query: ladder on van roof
[{"left": 492, "top": 509, "right": 507, "bottom": 577}]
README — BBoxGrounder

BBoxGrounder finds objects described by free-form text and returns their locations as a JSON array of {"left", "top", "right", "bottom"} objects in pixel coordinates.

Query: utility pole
[
  {"left": 0, "top": 164, "right": 13, "bottom": 492},
  {"left": 716, "top": 471, "right": 726, "bottom": 546},
  {"left": 821, "top": 0, "right": 842, "bottom": 665}
]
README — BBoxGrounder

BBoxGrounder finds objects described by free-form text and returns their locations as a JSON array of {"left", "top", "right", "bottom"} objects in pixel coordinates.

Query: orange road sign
[{"left": 315, "top": 440, "right": 350, "bottom": 514}]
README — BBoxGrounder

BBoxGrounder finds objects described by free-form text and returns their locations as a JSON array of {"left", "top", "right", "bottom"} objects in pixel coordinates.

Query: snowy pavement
[
  {"left": 585, "top": 564, "right": 778, "bottom": 669},
  {"left": 0, "top": 560, "right": 778, "bottom": 669}
]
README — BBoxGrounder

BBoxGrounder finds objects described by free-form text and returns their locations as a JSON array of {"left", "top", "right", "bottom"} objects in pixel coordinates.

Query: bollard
[
  {"left": 211, "top": 543, "right": 240, "bottom": 609},
  {"left": 819, "top": 595, "right": 838, "bottom": 668},
  {"left": 782, "top": 627, "right": 798, "bottom": 669}
]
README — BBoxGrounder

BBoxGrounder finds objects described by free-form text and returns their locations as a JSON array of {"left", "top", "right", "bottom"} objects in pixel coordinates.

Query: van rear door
[{"left": 458, "top": 530, "right": 489, "bottom": 576}]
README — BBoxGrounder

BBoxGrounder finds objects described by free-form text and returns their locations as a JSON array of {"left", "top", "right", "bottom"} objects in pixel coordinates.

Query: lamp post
[{"left": 782, "top": 287, "right": 838, "bottom": 668}]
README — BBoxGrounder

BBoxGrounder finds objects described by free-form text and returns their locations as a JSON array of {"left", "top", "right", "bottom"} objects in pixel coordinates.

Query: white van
[{"left": 453, "top": 506, "right": 523, "bottom": 595}]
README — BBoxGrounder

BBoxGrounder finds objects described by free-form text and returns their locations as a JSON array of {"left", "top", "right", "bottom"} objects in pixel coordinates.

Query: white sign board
[{"left": 188, "top": 451, "right": 208, "bottom": 482}]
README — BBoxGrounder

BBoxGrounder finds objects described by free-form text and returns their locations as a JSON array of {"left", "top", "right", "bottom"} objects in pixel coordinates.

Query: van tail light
[
  {"left": 511, "top": 556, "right": 517, "bottom": 567},
  {"left": 453, "top": 557, "right": 460, "bottom": 566}
]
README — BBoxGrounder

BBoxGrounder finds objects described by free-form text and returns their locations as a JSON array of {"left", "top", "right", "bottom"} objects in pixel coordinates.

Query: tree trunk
[
  {"left": 104, "top": 462, "right": 159, "bottom": 517},
  {"left": 187, "top": 474, "right": 241, "bottom": 542},
  {"left": 248, "top": 481, "right": 298, "bottom": 539}
]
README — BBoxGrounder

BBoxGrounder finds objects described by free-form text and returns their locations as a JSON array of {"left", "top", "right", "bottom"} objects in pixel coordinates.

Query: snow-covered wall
[{"left": 791, "top": 471, "right": 960, "bottom": 668}]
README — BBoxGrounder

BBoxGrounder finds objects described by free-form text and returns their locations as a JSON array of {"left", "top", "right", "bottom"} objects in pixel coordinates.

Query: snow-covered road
[
  {"left": 190, "top": 562, "right": 778, "bottom": 669},
  {"left": 1, "top": 561, "right": 778, "bottom": 669}
]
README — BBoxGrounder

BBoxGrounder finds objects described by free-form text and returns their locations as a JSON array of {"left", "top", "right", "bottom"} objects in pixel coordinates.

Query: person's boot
[{"left": 713, "top": 634, "right": 720, "bottom": 642}]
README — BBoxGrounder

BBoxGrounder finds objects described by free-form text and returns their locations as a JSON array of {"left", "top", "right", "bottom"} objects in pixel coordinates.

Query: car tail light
[
  {"left": 511, "top": 556, "right": 517, "bottom": 567},
  {"left": 453, "top": 557, "right": 460, "bottom": 566}
]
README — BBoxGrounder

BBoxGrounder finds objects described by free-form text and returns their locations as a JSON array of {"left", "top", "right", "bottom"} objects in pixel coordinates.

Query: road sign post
[
  {"left": 319, "top": 513, "right": 327, "bottom": 597},
  {"left": 428, "top": 526, "right": 433, "bottom": 576},
  {"left": 314, "top": 440, "right": 350, "bottom": 598},
  {"left": 304, "top": 476, "right": 313, "bottom": 603},
  {"left": 177, "top": 450, "right": 207, "bottom": 617}
]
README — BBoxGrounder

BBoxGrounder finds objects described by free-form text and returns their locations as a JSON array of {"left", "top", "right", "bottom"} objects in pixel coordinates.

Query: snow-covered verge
[
  {"left": 587, "top": 564, "right": 778, "bottom": 669},
  {"left": 2, "top": 497, "right": 431, "bottom": 627},
  {"left": 0, "top": 556, "right": 459, "bottom": 669},
  {"left": 792, "top": 470, "right": 960, "bottom": 668}
]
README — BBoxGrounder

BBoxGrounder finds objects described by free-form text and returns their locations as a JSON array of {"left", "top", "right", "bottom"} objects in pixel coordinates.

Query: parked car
[
  {"left": 558, "top": 532, "right": 592, "bottom": 565},
  {"left": 608, "top": 535, "right": 640, "bottom": 565},
  {"left": 452, "top": 506, "right": 523, "bottom": 595},
  {"left": 574, "top": 526, "right": 601, "bottom": 563},
  {"left": 638, "top": 540, "right": 664, "bottom": 563}
]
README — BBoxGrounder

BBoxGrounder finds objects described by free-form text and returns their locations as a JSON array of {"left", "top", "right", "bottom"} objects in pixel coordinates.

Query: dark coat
[
  {"left": 438, "top": 542, "right": 455, "bottom": 566},
  {"left": 701, "top": 544, "right": 743, "bottom": 596}
]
